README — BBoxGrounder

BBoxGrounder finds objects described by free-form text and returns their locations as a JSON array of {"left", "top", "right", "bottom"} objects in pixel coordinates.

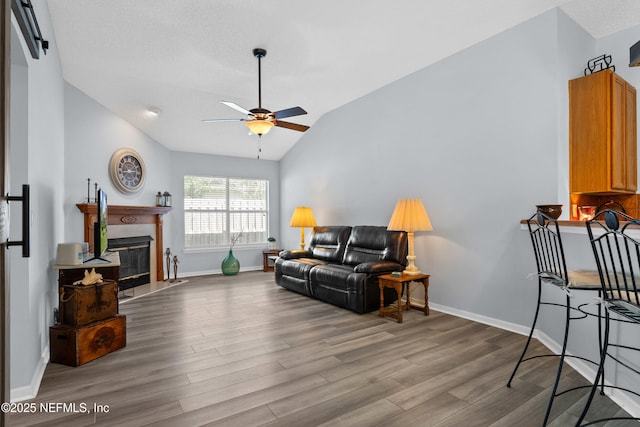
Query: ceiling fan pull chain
[{"left": 257, "top": 135, "right": 262, "bottom": 159}]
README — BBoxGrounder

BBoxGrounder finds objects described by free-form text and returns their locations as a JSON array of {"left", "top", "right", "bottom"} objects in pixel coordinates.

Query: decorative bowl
[{"left": 536, "top": 204, "right": 562, "bottom": 219}]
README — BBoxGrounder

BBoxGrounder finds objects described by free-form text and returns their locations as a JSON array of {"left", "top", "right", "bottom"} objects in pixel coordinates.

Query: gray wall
[
  {"left": 63, "top": 82, "right": 173, "bottom": 244},
  {"left": 281, "top": 10, "right": 562, "bottom": 329},
  {"left": 168, "top": 151, "right": 280, "bottom": 276}
]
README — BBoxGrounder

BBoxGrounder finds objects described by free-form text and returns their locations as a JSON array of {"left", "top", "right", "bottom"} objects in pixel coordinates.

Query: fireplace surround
[
  {"left": 108, "top": 235, "right": 152, "bottom": 290},
  {"left": 76, "top": 204, "right": 171, "bottom": 282}
]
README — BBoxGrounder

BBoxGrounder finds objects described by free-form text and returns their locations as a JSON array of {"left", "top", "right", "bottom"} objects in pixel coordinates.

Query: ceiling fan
[{"left": 203, "top": 48, "right": 309, "bottom": 136}]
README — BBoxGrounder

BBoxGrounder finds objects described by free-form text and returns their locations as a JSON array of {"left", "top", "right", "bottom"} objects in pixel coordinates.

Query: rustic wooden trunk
[
  {"left": 59, "top": 280, "right": 118, "bottom": 327},
  {"left": 49, "top": 315, "right": 126, "bottom": 367}
]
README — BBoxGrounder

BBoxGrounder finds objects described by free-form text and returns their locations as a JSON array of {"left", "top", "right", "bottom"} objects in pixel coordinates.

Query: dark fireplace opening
[{"left": 108, "top": 235, "right": 153, "bottom": 290}]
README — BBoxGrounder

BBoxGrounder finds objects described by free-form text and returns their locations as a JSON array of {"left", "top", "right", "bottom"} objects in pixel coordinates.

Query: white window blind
[{"left": 184, "top": 176, "right": 268, "bottom": 248}]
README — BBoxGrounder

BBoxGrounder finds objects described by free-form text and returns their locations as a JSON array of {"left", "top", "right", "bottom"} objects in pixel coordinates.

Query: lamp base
[
  {"left": 299, "top": 227, "right": 306, "bottom": 250},
  {"left": 403, "top": 255, "right": 422, "bottom": 275}
]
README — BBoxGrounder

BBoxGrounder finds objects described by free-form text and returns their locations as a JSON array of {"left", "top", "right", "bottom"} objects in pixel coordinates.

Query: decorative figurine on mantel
[
  {"left": 165, "top": 248, "right": 171, "bottom": 281},
  {"left": 86, "top": 178, "right": 92, "bottom": 203},
  {"left": 85, "top": 178, "right": 99, "bottom": 203},
  {"left": 172, "top": 255, "right": 179, "bottom": 282}
]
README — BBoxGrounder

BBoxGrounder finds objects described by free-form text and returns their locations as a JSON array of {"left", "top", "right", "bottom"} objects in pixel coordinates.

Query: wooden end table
[
  {"left": 378, "top": 272, "right": 430, "bottom": 323},
  {"left": 262, "top": 249, "right": 281, "bottom": 272}
]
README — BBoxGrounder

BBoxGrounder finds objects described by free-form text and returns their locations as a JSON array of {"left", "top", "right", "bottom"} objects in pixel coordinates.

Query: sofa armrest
[
  {"left": 278, "top": 249, "right": 313, "bottom": 260},
  {"left": 354, "top": 261, "right": 404, "bottom": 274}
]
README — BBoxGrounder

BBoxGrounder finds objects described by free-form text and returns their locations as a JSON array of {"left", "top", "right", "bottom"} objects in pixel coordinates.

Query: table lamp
[
  {"left": 387, "top": 199, "right": 433, "bottom": 275},
  {"left": 290, "top": 206, "right": 317, "bottom": 249}
]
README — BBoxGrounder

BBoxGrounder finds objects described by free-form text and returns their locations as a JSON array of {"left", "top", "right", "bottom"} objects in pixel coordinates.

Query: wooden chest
[
  {"left": 59, "top": 280, "right": 118, "bottom": 327},
  {"left": 49, "top": 315, "right": 126, "bottom": 367}
]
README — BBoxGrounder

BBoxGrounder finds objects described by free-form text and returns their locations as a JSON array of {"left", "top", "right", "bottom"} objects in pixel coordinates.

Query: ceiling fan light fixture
[{"left": 246, "top": 119, "right": 274, "bottom": 136}]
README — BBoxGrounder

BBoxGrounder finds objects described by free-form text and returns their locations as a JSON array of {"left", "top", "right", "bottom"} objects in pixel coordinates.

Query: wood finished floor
[{"left": 9, "top": 271, "right": 635, "bottom": 426}]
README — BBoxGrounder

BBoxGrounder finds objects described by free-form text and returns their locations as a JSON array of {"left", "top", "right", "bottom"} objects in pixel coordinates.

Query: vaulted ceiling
[{"left": 46, "top": 0, "right": 640, "bottom": 160}]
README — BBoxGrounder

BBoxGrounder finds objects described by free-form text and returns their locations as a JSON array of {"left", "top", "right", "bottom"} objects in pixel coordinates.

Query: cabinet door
[
  {"left": 570, "top": 70, "right": 637, "bottom": 194},
  {"left": 611, "top": 74, "right": 626, "bottom": 190},
  {"left": 626, "top": 83, "right": 637, "bottom": 192},
  {"left": 569, "top": 71, "right": 610, "bottom": 193}
]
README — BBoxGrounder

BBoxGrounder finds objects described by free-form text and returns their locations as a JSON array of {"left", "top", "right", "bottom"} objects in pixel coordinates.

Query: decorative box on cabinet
[{"left": 569, "top": 69, "right": 637, "bottom": 194}]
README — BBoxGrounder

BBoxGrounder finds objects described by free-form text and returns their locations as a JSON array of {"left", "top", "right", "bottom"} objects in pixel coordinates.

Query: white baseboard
[
  {"left": 427, "top": 300, "right": 532, "bottom": 336},
  {"left": 415, "top": 297, "right": 640, "bottom": 419},
  {"left": 178, "top": 265, "right": 263, "bottom": 278},
  {"left": 11, "top": 346, "right": 48, "bottom": 402}
]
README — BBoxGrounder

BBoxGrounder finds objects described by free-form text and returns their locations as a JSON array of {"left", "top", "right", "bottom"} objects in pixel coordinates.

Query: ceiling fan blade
[
  {"left": 221, "top": 101, "right": 253, "bottom": 116},
  {"left": 275, "top": 120, "right": 310, "bottom": 132},
  {"left": 273, "top": 106, "right": 307, "bottom": 120},
  {"left": 202, "top": 118, "right": 246, "bottom": 123}
]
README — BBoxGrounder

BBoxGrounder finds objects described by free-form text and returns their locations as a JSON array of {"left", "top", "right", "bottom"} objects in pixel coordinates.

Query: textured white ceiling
[{"left": 45, "top": 0, "right": 640, "bottom": 160}]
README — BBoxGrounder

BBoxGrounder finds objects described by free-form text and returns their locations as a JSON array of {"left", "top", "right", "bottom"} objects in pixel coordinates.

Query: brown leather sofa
[{"left": 275, "top": 225, "right": 408, "bottom": 313}]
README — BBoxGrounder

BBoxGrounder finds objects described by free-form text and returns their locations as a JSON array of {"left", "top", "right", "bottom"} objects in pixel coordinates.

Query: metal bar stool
[
  {"left": 576, "top": 209, "right": 640, "bottom": 426},
  {"left": 507, "top": 211, "right": 602, "bottom": 426}
]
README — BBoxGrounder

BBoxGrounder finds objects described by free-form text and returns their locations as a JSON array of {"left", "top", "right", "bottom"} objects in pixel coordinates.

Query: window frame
[{"left": 183, "top": 175, "right": 270, "bottom": 251}]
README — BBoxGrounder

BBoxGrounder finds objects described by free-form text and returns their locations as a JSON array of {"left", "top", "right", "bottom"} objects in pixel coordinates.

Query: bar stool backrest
[
  {"left": 586, "top": 209, "right": 640, "bottom": 322},
  {"left": 527, "top": 211, "right": 568, "bottom": 287}
]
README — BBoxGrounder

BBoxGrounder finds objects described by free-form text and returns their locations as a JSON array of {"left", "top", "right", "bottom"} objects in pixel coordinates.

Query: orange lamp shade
[
  {"left": 289, "top": 206, "right": 317, "bottom": 228},
  {"left": 387, "top": 199, "right": 433, "bottom": 232}
]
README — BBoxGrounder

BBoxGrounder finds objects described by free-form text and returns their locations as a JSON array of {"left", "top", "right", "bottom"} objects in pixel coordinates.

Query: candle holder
[
  {"left": 165, "top": 248, "right": 171, "bottom": 281},
  {"left": 172, "top": 255, "right": 179, "bottom": 282},
  {"left": 163, "top": 191, "right": 172, "bottom": 207}
]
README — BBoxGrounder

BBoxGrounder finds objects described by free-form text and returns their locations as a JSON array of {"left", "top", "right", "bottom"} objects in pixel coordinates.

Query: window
[{"left": 184, "top": 176, "right": 268, "bottom": 249}]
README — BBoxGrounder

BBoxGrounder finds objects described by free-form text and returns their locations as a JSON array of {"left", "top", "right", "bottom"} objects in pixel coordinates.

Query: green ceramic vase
[{"left": 221, "top": 249, "right": 240, "bottom": 276}]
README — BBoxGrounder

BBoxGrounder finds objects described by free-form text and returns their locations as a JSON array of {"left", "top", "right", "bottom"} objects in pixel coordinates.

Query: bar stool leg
[
  {"left": 542, "top": 293, "right": 571, "bottom": 426},
  {"left": 576, "top": 310, "right": 611, "bottom": 426},
  {"left": 507, "top": 280, "right": 543, "bottom": 387}
]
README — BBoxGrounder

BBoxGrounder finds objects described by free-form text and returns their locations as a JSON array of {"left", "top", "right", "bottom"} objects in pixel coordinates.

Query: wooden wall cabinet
[{"left": 569, "top": 69, "right": 637, "bottom": 194}]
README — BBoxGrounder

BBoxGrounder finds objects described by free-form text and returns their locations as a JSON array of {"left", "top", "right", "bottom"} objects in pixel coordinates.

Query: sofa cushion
[
  {"left": 342, "top": 226, "right": 407, "bottom": 266},
  {"left": 276, "top": 257, "right": 328, "bottom": 280},
  {"left": 308, "top": 226, "right": 352, "bottom": 262},
  {"left": 275, "top": 257, "right": 328, "bottom": 296},
  {"left": 309, "top": 263, "right": 396, "bottom": 313},
  {"left": 309, "top": 263, "right": 355, "bottom": 291},
  {"left": 309, "top": 264, "right": 359, "bottom": 310}
]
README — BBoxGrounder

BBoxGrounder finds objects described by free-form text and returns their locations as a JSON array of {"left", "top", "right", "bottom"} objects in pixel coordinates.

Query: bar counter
[{"left": 520, "top": 219, "right": 640, "bottom": 235}]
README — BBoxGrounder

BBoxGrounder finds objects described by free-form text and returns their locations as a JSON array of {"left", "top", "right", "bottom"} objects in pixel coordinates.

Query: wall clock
[{"left": 109, "top": 148, "right": 146, "bottom": 194}]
